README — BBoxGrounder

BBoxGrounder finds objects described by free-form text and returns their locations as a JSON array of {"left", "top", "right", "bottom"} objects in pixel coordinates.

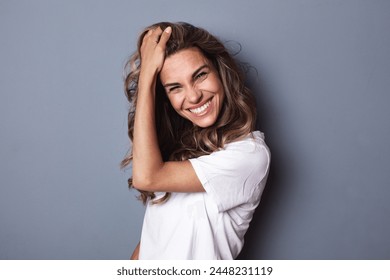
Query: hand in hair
[{"left": 139, "top": 26, "right": 172, "bottom": 77}]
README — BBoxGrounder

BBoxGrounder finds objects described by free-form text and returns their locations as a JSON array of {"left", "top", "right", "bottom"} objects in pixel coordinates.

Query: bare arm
[
  {"left": 132, "top": 27, "right": 204, "bottom": 193},
  {"left": 130, "top": 242, "right": 140, "bottom": 260}
]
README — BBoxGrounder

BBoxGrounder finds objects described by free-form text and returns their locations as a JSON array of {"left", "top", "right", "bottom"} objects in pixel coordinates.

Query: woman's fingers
[
  {"left": 139, "top": 26, "right": 171, "bottom": 74},
  {"left": 149, "top": 27, "right": 162, "bottom": 42},
  {"left": 142, "top": 28, "right": 159, "bottom": 47},
  {"left": 143, "top": 26, "right": 171, "bottom": 47},
  {"left": 158, "top": 26, "right": 172, "bottom": 46}
]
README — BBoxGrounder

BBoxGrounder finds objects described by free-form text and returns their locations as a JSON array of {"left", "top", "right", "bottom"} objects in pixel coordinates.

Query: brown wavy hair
[{"left": 121, "top": 22, "right": 257, "bottom": 204}]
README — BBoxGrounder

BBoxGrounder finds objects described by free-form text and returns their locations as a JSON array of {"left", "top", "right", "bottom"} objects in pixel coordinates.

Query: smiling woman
[
  {"left": 121, "top": 22, "right": 271, "bottom": 260},
  {"left": 160, "top": 47, "right": 225, "bottom": 128}
]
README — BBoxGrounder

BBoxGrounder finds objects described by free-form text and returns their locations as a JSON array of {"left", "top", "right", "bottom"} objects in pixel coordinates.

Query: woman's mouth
[{"left": 188, "top": 100, "right": 211, "bottom": 115}]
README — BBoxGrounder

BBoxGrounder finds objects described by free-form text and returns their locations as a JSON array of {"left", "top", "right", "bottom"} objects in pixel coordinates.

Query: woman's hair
[{"left": 121, "top": 22, "right": 257, "bottom": 204}]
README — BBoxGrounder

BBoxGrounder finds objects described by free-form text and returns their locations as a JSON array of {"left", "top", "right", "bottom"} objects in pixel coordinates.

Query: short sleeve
[{"left": 189, "top": 132, "right": 270, "bottom": 212}]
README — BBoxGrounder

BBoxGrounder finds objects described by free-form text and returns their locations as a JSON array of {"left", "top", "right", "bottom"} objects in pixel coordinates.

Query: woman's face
[{"left": 159, "top": 47, "right": 225, "bottom": 128}]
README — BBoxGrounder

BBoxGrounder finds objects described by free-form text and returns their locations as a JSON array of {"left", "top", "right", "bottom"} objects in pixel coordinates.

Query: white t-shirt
[{"left": 138, "top": 131, "right": 270, "bottom": 259}]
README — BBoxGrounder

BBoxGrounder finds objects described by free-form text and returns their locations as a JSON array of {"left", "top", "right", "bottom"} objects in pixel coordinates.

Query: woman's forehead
[{"left": 160, "top": 48, "right": 210, "bottom": 82}]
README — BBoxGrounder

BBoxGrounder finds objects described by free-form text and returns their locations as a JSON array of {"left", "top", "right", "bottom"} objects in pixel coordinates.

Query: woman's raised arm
[{"left": 132, "top": 27, "right": 204, "bottom": 194}]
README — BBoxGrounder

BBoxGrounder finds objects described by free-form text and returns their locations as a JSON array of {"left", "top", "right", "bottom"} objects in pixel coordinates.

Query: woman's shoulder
[
  {"left": 224, "top": 131, "right": 270, "bottom": 171},
  {"left": 225, "top": 131, "right": 269, "bottom": 153},
  {"left": 190, "top": 131, "right": 270, "bottom": 165},
  {"left": 189, "top": 130, "right": 270, "bottom": 187}
]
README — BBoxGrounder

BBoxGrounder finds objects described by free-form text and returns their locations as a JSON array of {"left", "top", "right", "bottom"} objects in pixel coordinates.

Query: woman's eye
[
  {"left": 195, "top": 72, "right": 207, "bottom": 80},
  {"left": 168, "top": 86, "right": 180, "bottom": 93}
]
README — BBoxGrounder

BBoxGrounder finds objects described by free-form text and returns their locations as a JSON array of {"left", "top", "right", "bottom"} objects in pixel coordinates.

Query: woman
[{"left": 122, "top": 22, "right": 270, "bottom": 259}]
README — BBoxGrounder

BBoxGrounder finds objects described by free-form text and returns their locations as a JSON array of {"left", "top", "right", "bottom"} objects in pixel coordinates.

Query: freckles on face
[{"left": 159, "top": 47, "right": 225, "bottom": 128}]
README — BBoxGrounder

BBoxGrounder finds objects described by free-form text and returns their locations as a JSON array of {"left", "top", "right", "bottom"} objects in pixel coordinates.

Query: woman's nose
[{"left": 186, "top": 87, "right": 202, "bottom": 104}]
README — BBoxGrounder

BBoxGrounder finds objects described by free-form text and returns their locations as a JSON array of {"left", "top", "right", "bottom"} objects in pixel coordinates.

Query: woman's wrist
[{"left": 138, "top": 68, "right": 158, "bottom": 92}]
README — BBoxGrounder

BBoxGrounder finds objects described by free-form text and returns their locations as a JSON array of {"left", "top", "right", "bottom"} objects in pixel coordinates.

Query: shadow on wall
[{"left": 237, "top": 66, "right": 289, "bottom": 260}]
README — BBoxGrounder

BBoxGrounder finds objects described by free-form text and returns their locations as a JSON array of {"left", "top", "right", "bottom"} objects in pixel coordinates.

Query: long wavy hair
[{"left": 121, "top": 22, "right": 257, "bottom": 204}]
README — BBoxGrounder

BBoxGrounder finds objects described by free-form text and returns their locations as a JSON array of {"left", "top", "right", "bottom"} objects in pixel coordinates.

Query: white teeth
[{"left": 189, "top": 100, "right": 211, "bottom": 114}]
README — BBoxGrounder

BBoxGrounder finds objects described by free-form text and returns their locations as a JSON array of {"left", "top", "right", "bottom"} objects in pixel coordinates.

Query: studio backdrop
[{"left": 1, "top": 0, "right": 389, "bottom": 259}]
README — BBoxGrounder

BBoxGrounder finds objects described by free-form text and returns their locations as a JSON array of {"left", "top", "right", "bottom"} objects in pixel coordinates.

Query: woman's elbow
[{"left": 132, "top": 175, "right": 155, "bottom": 192}]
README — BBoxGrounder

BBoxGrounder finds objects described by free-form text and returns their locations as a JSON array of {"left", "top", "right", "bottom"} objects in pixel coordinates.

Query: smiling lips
[{"left": 188, "top": 99, "right": 211, "bottom": 115}]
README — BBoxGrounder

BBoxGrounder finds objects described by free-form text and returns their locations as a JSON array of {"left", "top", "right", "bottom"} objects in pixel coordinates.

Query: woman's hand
[{"left": 139, "top": 26, "right": 172, "bottom": 78}]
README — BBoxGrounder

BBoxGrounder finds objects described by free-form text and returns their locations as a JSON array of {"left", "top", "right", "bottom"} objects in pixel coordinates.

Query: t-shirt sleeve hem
[{"left": 189, "top": 158, "right": 224, "bottom": 212}]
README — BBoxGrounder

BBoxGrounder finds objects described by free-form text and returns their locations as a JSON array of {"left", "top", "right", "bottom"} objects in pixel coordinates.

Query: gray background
[{"left": 1, "top": 0, "right": 389, "bottom": 259}]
